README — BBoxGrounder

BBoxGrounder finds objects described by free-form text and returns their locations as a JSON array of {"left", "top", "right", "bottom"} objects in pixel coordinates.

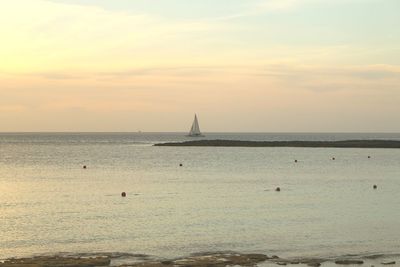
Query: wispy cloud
[
  {"left": 0, "top": 105, "right": 27, "bottom": 112},
  {"left": 1, "top": 0, "right": 399, "bottom": 131},
  {"left": 0, "top": 0, "right": 229, "bottom": 74}
]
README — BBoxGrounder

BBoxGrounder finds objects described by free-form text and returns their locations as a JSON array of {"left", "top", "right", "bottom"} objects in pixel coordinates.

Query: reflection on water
[{"left": 0, "top": 133, "right": 400, "bottom": 259}]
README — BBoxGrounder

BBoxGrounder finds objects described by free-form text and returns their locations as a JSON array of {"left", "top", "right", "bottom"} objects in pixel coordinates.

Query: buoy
[
  {"left": 275, "top": 187, "right": 281, "bottom": 192},
  {"left": 83, "top": 165, "right": 87, "bottom": 169},
  {"left": 294, "top": 160, "right": 298, "bottom": 163},
  {"left": 332, "top": 157, "right": 335, "bottom": 160},
  {"left": 368, "top": 156, "right": 371, "bottom": 159},
  {"left": 121, "top": 192, "right": 126, "bottom": 197},
  {"left": 179, "top": 163, "right": 183, "bottom": 167},
  {"left": 373, "top": 185, "right": 377, "bottom": 190}
]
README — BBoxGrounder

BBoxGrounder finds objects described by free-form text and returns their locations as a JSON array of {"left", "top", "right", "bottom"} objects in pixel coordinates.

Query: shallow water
[{"left": 0, "top": 133, "right": 399, "bottom": 259}]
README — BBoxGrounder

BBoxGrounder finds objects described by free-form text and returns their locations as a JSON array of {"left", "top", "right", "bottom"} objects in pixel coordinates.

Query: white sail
[{"left": 188, "top": 114, "right": 204, "bottom": 137}]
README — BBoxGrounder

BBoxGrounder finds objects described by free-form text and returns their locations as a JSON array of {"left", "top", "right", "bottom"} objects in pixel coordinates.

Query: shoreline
[
  {"left": 1, "top": 251, "right": 399, "bottom": 267},
  {"left": 154, "top": 139, "right": 400, "bottom": 148}
]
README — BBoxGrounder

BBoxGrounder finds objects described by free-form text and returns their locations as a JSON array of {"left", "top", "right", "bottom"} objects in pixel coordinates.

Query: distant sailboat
[{"left": 188, "top": 114, "right": 204, "bottom": 137}]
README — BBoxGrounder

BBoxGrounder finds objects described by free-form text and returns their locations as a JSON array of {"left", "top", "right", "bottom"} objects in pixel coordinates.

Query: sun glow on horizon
[{"left": 1, "top": 0, "right": 399, "bottom": 132}]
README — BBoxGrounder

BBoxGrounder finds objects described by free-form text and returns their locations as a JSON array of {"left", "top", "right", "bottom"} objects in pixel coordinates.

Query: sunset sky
[{"left": 1, "top": 0, "right": 399, "bottom": 132}]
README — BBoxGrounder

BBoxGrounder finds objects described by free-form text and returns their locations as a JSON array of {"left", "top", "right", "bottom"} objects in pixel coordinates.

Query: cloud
[
  {"left": 4, "top": 63, "right": 400, "bottom": 94},
  {"left": 0, "top": 0, "right": 228, "bottom": 74},
  {"left": 0, "top": 105, "right": 27, "bottom": 112},
  {"left": 1, "top": 61, "right": 400, "bottom": 131}
]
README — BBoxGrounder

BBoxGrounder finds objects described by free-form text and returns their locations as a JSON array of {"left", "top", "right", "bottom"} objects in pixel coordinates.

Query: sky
[{"left": 0, "top": 0, "right": 399, "bottom": 132}]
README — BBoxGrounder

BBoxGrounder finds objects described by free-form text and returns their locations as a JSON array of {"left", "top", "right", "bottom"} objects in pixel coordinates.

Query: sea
[{"left": 0, "top": 133, "right": 400, "bottom": 260}]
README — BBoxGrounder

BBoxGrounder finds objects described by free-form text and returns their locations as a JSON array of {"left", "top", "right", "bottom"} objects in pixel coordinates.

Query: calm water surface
[{"left": 0, "top": 133, "right": 400, "bottom": 259}]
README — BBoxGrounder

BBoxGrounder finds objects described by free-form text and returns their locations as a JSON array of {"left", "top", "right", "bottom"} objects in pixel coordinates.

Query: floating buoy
[
  {"left": 294, "top": 160, "right": 298, "bottom": 163},
  {"left": 83, "top": 165, "right": 87, "bottom": 169},
  {"left": 179, "top": 163, "right": 183, "bottom": 167},
  {"left": 373, "top": 185, "right": 377, "bottom": 190},
  {"left": 121, "top": 192, "right": 126, "bottom": 197},
  {"left": 368, "top": 156, "right": 371, "bottom": 159},
  {"left": 275, "top": 187, "right": 281, "bottom": 192},
  {"left": 332, "top": 157, "right": 335, "bottom": 160}
]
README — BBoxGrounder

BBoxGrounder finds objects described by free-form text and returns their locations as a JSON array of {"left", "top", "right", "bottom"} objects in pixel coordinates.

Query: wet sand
[
  {"left": 1, "top": 252, "right": 398, "bottom": 267},
  {"left": 154, "top": 140, "right": 400, "bottom": 148}
]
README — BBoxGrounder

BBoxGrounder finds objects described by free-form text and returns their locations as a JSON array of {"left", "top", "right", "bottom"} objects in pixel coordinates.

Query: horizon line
[{"left": 1, "top": 131, "right": 400, "bottom": 134}]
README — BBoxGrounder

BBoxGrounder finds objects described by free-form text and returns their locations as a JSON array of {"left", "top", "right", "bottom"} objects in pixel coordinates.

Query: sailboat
[{"left": 188, "top": 114, "right": 204, "bottom": 137}]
